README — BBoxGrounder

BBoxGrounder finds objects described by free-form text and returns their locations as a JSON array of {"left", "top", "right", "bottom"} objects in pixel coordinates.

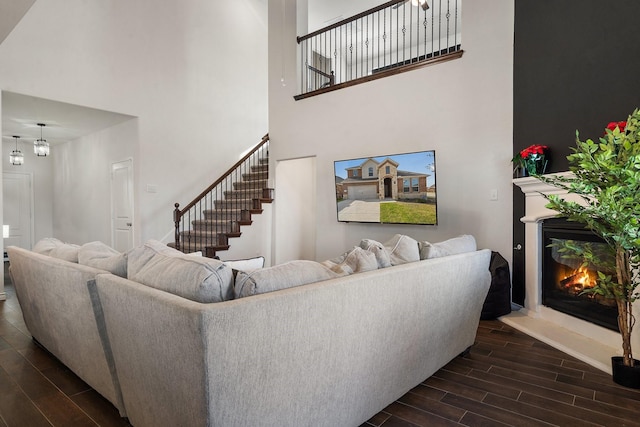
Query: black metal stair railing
[
  {"left": 296, "top": 0, "right": 462, "bottom": 100},
  {"left": 173, "top": 134, "right": 271, "bottom": 258}
]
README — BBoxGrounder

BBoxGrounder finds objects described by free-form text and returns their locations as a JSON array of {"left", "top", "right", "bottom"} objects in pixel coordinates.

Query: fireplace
[
  {"left": 507, "top": 173, "right": 640, "bottom": 374},
  {"left": 541, "top": 217, "right": 619, "bottom": 332}
]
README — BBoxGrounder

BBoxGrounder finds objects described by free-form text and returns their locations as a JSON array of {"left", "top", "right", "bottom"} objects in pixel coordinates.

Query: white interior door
[
  {"left": 111, "top": 159, "right": 134, "bottom": 252},
  {"left": 3, "top": 172, "right": 33, "bottom": 249}
]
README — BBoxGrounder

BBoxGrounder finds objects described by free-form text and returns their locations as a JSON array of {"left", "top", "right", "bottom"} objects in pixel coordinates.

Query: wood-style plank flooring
[
  {"left": 2, "top": 261, "right": 640, "bottom": 426},
  {"left": 363, "top": 321, "right": 640, "bottom": 427}
]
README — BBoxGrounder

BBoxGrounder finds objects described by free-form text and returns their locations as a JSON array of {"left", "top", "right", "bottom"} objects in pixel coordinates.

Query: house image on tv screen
[
  {"left": 338, "top": 156, "right": 432, "bottom": 201},
  {"left": 334, "top": 151, "right": 437, "bottom": 225}
]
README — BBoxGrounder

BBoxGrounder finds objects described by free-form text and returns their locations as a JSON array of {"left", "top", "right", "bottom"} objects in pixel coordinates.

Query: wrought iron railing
[
  {"left": 296, "top": 0, "right": 462, "bottom": 100},
  {"left": 173, "top": 134, "right": 271, "bottom": 257}
]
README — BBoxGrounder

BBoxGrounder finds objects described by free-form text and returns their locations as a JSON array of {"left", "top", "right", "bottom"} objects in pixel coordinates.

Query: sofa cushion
[
  {"left": 33, "top": 237, "right": 64, "bottom": 256},
  {"left": 321, "top": 246, "right": 379, "bottom": 276},
  {"left": 418, "top": 234, "right": 477, "bottom": 260},
  {"left": 235, "top": 260, "right": 339, "bottom": 298},
  {"left": 128, "top": 240, "right": 234, "bottom": 303},
  {"left": 383, "top": 234, "right": 420, "bottom": 265},
  {"left": 127, "top": 240, "right": 184, "bottom": 278},
  {"left": 359, "top": 239, "right": 392, "bottom": 268},
  {"left": 223, "top": 256, "right": 265, "bottom": 272},
  {"left": 49, "top": 243, "right": 81, "bottom": 263},
  {"left": 78, "top": 241, "right": 127, "bottom": 277}
]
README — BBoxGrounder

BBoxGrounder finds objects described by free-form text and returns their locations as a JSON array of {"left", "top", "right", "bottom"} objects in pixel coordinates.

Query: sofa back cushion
[
  {"left": 33, "top": 237, "right": 81, "bottom": 263},
  {"left": 78, "top": 241, "right": 127, "bottom": 277},
  {"left": 235, "top": 260, "right": 339, "bottom": 298},
  {"left": 359, "top": 239, "right": 392, "bottom": 268},
  {"left": 127, "top": 240, "right": 234, "bottom": 303},
  {"left": 33, "top": 237, "right": 64, "bottom": 256},
  {"left": 321, "top": 246, "right": 379, "bottom": 276},
  {"left": 49, "top": 244, "right": 81, "bottom": 263},
  {"left": 127, "top": 240, "right": 183, "bottom": 275},
  {"left": 383, "top": 234, "right": 420, "bottom": 265},
  {"left": 418, "top": 234, "right": 477, "bottom": 260}
]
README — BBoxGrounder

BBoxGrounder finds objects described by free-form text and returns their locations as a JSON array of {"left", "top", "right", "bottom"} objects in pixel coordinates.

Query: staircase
[{"left": 172, "top": 134, "right": 272, "bottom": 258}]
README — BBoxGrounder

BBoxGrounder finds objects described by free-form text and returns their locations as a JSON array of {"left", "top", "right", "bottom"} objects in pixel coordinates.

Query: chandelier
[
  {"left": 34, "top": 123, "right": 50, "bottom": 157},
  {"left": 9, "top": 135, "right": 24, "bottom": 165}
]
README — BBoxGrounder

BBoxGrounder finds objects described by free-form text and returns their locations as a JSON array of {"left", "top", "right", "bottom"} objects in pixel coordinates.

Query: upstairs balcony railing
[{"left": 295, "top": 0, "right": 462, "bottom": 100}]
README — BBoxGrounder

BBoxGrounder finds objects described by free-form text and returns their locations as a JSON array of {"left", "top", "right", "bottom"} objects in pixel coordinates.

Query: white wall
[
  {"left": 269, "top": 0, "right": 515, "bottom": 263},
  {"left": 0, "top": 0, "right": 269, "bottom": 252},
  {"left": 52, "top": 119, "right": 137, "bottom": 245}
]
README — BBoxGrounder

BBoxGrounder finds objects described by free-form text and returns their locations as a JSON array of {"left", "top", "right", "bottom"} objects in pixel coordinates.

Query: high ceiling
[
  {"left": 0, "top": 0, "right": 383, "bottom": 146},
  {"left": 0, "top": 1, "right": 135, "bottom": 146},
  {"left": 0, "top": 0, "right": 35, "bottom": 45}
]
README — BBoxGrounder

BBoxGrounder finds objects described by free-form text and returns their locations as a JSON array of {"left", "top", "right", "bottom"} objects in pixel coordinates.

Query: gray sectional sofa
[
  {"left": 8, "top": 235, "right": 492, "bottom": 427},
  {"left": 7, "top": 245, "right": 127, "bottom": 416}
]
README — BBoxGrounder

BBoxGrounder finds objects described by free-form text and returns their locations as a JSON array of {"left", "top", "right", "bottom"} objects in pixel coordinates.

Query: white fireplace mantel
[
  {"left": 501, "top": 172, "right": 637, "bottom": 374},
  {"left": 513, "top": 172, "right": 581, "bottom": 223},
  {"left": 513, "top": 172, "right": 572, "bottom": 195}
]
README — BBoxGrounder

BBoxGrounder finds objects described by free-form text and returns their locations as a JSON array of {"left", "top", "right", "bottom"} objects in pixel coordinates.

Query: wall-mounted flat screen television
[{"left": 334, "top": 150, "right": 437, "bottom": 225}]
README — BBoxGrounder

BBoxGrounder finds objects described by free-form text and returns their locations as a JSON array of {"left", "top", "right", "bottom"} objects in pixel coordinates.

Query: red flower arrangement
[
  {"left": 519, "top": 144, "right": 548, "bottom": 160},
  {"left": 513, "top": 144, "right": 549, "bottom": 176},
  {"left": 606, "top": 121, "right": 627, "bottom": 133}
]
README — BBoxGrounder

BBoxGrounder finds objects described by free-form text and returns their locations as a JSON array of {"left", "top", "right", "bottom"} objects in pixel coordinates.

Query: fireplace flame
[{"left": 559, "top": 267, "right": 597, "bottom": 295}]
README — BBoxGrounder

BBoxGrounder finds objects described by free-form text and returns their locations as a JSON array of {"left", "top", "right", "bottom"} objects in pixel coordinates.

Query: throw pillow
[
  {"left": 418, "top": 234, "right": 477, "bottom": 260},
  {"left": 235, "top": 260, "right": 339, "bottom": 298},
  {"left": 223, "top": 256, "right": 265, "bottom": 272},
  {"left": 78, "top": 241, "right": 127, "bottom": 277},
  {"left": 383, "top": 234, "right": 420, "bottom": 265},
  {"left": 128, "top": 240, "right": 234, "bottom": 303},
  {"left": 359, "top": 239, "right": 392, "bottom": 268},
  {"left": 321, "top": 246, "right": 379, "bottom": 276}
]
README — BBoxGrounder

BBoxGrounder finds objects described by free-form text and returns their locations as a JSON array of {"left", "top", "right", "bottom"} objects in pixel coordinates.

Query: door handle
[
  {"left": 126, "top": 222, "right": 132, "bottom": 227},
  {"left": 514, "top": 244, "right": 522, "bottom": 250}
]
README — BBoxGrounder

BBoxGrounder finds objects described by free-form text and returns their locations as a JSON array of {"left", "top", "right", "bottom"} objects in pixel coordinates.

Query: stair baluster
[{"left": 172, "top": 134, "right": 271, "bottom": 257}]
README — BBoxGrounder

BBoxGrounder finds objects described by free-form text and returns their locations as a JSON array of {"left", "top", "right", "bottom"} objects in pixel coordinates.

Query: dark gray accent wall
[{"left": 512, "top": 0, "right": 640, "bottom": 305}]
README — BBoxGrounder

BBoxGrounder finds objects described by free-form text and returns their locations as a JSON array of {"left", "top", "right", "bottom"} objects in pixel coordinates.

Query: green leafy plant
[{"left": 539, "top": 109, "right": 640, "bottom": 368}]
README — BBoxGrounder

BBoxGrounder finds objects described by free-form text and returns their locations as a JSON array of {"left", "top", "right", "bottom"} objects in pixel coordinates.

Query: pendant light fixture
[
  {"left": 34, "top": 123, "right": 50, "bottom": 157},
  {"left": 9, "top": 135, "right": 24, "bottom": 165}
]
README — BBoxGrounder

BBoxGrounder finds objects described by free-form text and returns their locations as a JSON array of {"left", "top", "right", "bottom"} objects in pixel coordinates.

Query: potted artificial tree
[{"left": 537, "top": 108, "right": 640, "bottom": 388}]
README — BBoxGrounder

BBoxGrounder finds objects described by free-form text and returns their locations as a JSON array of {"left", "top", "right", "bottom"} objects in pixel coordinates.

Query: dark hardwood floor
[{"left": 2, "top": 261, "right": 639, "bottom": 427}]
